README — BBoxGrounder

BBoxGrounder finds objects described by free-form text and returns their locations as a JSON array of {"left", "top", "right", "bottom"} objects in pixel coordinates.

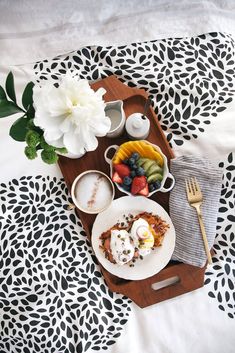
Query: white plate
[{"left": 91, "top": 196, "right": 175, "bottom": 280}]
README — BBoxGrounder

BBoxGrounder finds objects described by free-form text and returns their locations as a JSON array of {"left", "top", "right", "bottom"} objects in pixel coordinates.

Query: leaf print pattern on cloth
[
  {"left": 0, "top": 176, "right": 132, "bottom": 353},
  {"left": 205, "top": 152, "right": 235, "bottom": 319},
  {"left": 33, "top": 32, "right": 235, "bottom": 148}
]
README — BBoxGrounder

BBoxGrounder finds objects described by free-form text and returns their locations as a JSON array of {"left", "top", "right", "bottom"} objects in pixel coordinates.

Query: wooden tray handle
[{"left": 102, "top": 261, "right": 206, "bottom": 308}]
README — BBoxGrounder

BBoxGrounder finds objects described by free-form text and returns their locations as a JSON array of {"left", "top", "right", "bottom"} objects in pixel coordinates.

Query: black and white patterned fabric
[
  {"left": 33, "top": 32, "right": 235, "bottom": 148},
  {"left": 0, "top": 176, "right": 132, "bottom": 353},
  {"left": 205, "top": 152, "right": 235, "bottom": 319},
  {"left": 0, "top": 32, "right": 235, "bottom": 353}
]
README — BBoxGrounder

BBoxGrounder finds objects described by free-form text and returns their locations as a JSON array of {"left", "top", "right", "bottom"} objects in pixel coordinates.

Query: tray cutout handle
[
  {"left": 151, "top": 276, "right": 180, "bottom": 291},
  {"left": 104, "top": 145, "right": 119, "bottom": 164},
  {"left": 161, "top": 172, "right": 175, "bottom": 193}
]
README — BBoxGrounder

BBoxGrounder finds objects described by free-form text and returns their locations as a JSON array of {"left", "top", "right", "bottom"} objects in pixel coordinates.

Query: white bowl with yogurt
[{"left": 71, "top": 170, "right": 114, "bottom": 214}]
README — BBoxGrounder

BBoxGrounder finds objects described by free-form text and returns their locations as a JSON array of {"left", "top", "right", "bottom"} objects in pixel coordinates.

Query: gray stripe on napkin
[{"left": 169, "top": 156, "right": 223, "bottom": 267}]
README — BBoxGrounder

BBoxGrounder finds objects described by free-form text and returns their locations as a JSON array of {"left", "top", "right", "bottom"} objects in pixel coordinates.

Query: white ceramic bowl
[{"left": 104, "top": 141, "right": 175, "bottom": 197}]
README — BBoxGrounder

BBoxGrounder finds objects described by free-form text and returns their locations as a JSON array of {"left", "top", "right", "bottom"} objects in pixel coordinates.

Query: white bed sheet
[{"left": 0, "top": 0, "right": 235, "bottom": 65}]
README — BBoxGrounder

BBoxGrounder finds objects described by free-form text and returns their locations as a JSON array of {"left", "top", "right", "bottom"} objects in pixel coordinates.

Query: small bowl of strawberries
[{"left": 104, "top": 140, "right": 175, "bottom": 197}]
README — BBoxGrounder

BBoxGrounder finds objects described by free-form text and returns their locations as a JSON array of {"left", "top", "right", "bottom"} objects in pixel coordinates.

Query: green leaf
[
  {"left": 5, "top": 71, "right": 16, "bottom": 103},
  {"left": 0, "top": 85, "right": 7, "bottom": 101},
  {"left": 9, "top": 116, "right": 29, "bottom": 141},
  {"left": 22, "top": 82, "right": 34, "bottom": 110},
  {"left": 0, "top": 100, "right": 23, "bottom": 118},
  {"left": 26, "top": 104, "right": 35, "bottom": 119}
]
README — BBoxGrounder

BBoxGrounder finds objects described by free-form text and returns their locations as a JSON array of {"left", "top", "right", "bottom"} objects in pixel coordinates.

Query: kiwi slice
[
  {"left": 147, "top": 173, "right": 163, "bottom": 183},
  {"left": 136, "top": 157, "right": 149, "bottom": 167},
  {"left": 142, "top": 159, "right": 156, "bottom": 171},
  {"left": 145, "top": 163, "right": 163, "bottom": 177}
]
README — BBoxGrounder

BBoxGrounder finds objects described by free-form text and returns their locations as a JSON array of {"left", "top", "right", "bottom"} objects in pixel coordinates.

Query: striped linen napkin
[{"left": 169, "top": 155, "right": 223, "bottom": 267}]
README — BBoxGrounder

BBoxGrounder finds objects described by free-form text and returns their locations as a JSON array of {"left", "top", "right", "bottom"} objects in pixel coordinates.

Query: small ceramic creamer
[
  {"left": 105, "top": 100, "right": 126, "bottom": 138},
  {"left": 125, "top": 113, "right": 150, "bottom": 140}
]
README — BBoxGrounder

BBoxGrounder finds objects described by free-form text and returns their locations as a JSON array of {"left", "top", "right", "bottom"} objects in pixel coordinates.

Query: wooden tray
[{"left": 58, "top": 75, "right": 207, "bottom": 308}]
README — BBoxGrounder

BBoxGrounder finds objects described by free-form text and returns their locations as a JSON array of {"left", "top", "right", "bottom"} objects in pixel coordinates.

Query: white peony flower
[{"left": 33, "top": 73, "right": 111, "bottom": 156}]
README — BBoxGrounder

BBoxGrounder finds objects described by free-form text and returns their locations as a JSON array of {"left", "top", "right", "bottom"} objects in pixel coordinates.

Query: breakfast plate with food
[{"left": 92, "top": 195, "right": 175, "bottom": 280}]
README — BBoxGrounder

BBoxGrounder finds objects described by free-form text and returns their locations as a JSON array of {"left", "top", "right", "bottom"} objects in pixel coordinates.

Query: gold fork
[{"left": 185, "top": 177, "right": 212, "bottom": 264}]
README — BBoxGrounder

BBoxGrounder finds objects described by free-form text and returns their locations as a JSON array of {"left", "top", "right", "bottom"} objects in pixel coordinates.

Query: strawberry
[
  {"left": 112, "top": 172, "right": 122, "bottom": 184},
  {"left": 138, "top": 183, "right": 149, "bottom": 197},
  {"left": 114, "top": 164, "right": 130, "bottom": 178},
  {"left": 131, "top": 176, "right": 147, "bottom": 195}
]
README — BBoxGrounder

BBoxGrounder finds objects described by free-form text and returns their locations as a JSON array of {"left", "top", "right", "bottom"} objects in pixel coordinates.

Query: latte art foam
[{"left": 74, "top": 172, "right": 113, "bottom": 213}]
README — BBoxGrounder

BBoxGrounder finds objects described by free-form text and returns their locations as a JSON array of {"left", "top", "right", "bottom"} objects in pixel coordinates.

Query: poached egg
[
  {"left": 110, "top": 229, "right": 135, "bottom": 265},
  {"left": 131, "top": 218, "right": 154, "bottom": 257}
]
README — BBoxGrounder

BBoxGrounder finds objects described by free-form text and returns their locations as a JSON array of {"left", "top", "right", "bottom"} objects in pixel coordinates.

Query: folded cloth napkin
[{"left": 169, "top": 155, "right": 223, "bottom": 267}]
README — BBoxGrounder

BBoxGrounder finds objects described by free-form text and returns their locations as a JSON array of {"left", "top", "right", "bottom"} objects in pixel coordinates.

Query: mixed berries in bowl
[
  {"left": 112, "top": 153, "right": 162, "bottom": 196},
  {"left": 104, "top": 140, "right": 175, "bottom": 197}
]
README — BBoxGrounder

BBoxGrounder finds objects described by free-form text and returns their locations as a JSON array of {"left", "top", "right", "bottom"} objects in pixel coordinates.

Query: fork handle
[{"left": 194, "top": 205, "right": 212, "bottom": 265}]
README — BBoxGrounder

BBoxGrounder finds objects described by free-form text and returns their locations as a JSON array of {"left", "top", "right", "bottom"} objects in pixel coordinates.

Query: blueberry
[
  {"left": 149, "top": 183, "right": 155, "bottom": 192},
  {"left": 121, "top": 184, "right": 131, "bottom": 191},
  {"left": 123, "top": 176, "right": 132, "bottom": 186},
  {"left": 130, "top": 170, "right": 136, "bottom": 178},
  {"left": 128, "top": 157, "right": 135, "bottom": 166},
  {"left": 132, "top": 164, "right": 138, "bottom": 170},
  {"left": 154, "top": 180, "right": 161, "bottom": 189},
  {"left": 131, "top": 152, "right": 140, "bottom": 161},
  {"left": 123, "top": 159, "right": 129, "bottom": 165},
  {"left": 136, "top": 167, "right": 145, "bottom": 176}
]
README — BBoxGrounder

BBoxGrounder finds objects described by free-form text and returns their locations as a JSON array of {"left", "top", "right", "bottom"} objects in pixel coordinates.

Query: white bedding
[
  {"left": 0, "top": 2, "right": 235, "bottom": 353},
  {"left": 0, "top": 0, "right": 235, "bottom": 65}
]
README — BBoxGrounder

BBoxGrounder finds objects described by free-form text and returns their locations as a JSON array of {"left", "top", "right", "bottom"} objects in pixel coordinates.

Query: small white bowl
[
  {"left": 104, "top": 141, "right": 175, "bottom": 197},
  {"left": 71, "top": 170, "right": 115, "bottom": 214}
]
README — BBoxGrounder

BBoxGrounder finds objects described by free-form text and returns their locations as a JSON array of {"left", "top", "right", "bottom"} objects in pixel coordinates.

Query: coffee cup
[{"left": 71, "top": 170, "right": 115, "bottom": 214}]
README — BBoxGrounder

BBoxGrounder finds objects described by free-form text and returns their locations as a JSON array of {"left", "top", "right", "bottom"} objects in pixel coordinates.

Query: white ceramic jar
[{"left": 125, "top": 113, "right": 150, "bottom": 140}]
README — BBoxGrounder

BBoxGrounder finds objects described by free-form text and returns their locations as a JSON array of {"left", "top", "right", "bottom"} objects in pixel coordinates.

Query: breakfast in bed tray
[{"left": 58, "top": 75, "right": 209, "bottom": 308}]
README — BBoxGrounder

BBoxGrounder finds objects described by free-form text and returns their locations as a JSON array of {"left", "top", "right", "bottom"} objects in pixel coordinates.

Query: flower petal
[
  {"left": 59, "top": 118, "right": 72, "bottom": 133},
  {"left": 83, "top": 129, "right": 98, "bottom": 152},
  {"left": 91, "top": 117, "right": 111, "bottom": 136},
  {"left": 63, "top": 131, "right": 86, "bottom": 155},
  {"left": 44, "top": 135, "right": 64, "bottom": 148},
  {"left": 44, "top": 129, "right": 64, "bottom": 141}
]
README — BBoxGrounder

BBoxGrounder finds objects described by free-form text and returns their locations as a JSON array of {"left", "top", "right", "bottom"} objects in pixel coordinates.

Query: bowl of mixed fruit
[{"left": 104, "top": 140, "right": 175, "bottom": 197}]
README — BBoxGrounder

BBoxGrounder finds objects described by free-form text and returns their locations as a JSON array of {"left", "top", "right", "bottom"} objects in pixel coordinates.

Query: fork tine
[
  {"left": 185, "top": 179, "right": 190, "bottom": 198},
  {"left": 192, "top": 177, "right": 198, "bottom": 191},
  {"left": 188, "top": 178, "right": 195, "bottom": 195},
  {"left": 190, "top": 177, "right": 197, "bottom": 194},
  {"left": 193, "top": 177, "right": 201, "bottom": 192}
]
